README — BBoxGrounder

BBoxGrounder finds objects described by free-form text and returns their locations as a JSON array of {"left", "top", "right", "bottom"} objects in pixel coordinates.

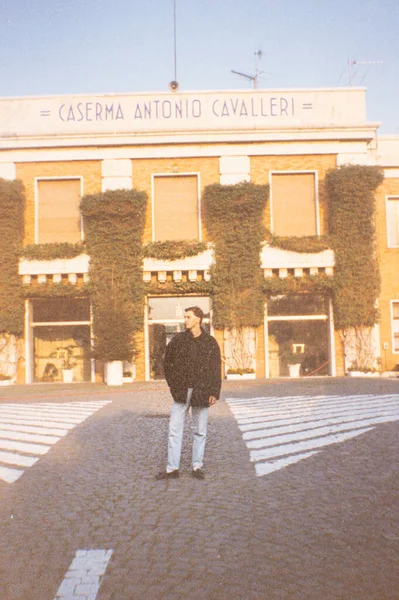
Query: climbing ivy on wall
[
  {"left": 326, "top": 165, "right": 383, "bottom": 331},
  {"left": 145, "top": 280, "right": 211, "bottom": 296},
  {"left": 269, "top": 235, "right": 332, "bottom": 254},
  {"left": 80, "top": 189, "right": 147, "bottom": 361},
  {"left": 203, "top": 182, "right": 269, "bottom": 329},
  {"left": 22, "top": 242, "right": 85, "bottom": 260},
  {"left": 143, "top": 240, "right": 208, "bottom": 260},
  {"left": 262, "top": 273, "right": 335, "bottom": 297},
  {"left": 0, "top": 179, "right": 25, "bottom": 335}
]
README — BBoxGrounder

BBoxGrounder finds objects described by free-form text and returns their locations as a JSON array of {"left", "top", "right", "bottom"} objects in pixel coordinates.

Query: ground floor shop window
[
  {"left": 33, "top": 325, "right": 91, "bottom": 382},
  {"left": 29, "top": 298, "right": 92, "bottom": 383},
  {"left": 267, "top": 294, "right": 330, "bottom": 377},
  {"left": 148, "top": 296, "right": 210, "bottom": 380}
]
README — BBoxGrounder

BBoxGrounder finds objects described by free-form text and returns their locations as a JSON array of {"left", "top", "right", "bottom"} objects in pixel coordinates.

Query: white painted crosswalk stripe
[
  {"left": 0, "top": 422, "right": 69, "bottom": 436},
  {"left": 255, "top": 451, "right": 319, "bottom": 477},
  {"left": 0, "top": 429, "right": 61, "bottom": 444},
  {"left": 54, "top": 549, "right": 113, "bottom": 600},
  {"left": 0, "top": 417, "right": 77, "bottom": 429},
  {"left": 243, "top": 411, "right": 399, "bottom": 442},
  {"left": 226, "top": 394, "right": 399, "bottom": 477},
  {"left": 0, "top": 401, "right": 111, "bottom": 483},
  {"left": 234, "top": 399, "right": 399, "bottom": 426},
  {"left": 0, "top": 439, "right": 51, "bottom": 455},
  {"left": 230, "top": 395, "right": 398, "bottom": 416},
  {"left": 0, "top": 464, "right": 25, "bottom": 484},
  {"left": 239, "top": 405, "right": 399, "bottom": 433},
  {"left": 0, "top": 450, "right": 39, "bottom": 467}
]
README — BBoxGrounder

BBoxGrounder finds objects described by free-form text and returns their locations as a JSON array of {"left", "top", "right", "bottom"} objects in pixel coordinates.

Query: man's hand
[{"left": 208, "top": 396, "right": 217, "bottom": 406}]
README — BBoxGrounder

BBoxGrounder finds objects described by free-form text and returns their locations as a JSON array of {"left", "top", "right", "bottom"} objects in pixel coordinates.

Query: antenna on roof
[
  {"left": 231, "top": 48, "right": 264, "bottom": 89},
  {"left": 169, "top": 0, "right": 179, "bottom": 92},
  {"left": 348, "top": 59, "right": 383, "bottom": 86},
  {"left": 173, "top": 0, "right": 177, "bottom": 81}
]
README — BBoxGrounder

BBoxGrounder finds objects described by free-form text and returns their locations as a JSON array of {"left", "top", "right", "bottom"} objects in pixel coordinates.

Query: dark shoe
[
  {"left": 192, "top": 468, "right": 205, "bottom": 480},
  {"left": 155, "top": 470, "right": 179, "bottom": 480}
]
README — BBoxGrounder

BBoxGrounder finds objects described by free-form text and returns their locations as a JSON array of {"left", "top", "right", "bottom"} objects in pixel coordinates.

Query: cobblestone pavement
[{"left": 0, "top": 378, "right": 398, "bottom": 600}]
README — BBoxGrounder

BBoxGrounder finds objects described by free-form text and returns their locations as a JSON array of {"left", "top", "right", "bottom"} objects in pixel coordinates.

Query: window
[
  {"left": 153, "top": 175, "right": 199, "bottom": 241},
  {"left": 36, "top": 178, "right": 82, "bottom": 243},
  {"left": 32, "top": 298, "right": 90, "bottom": 322},
  {"left": 391, "top": 301, "right": 399, "bottom": 352},
  {"left": 267, "top": 294, "right": 329, "bottom": 377},
  {"left": 271, "top": 172, "right": 318, "bottom": 236},
  {"left": 386, "top": 197, "right": 399, "bottom": 247},
  {"left": 30, "top": 298, "right": 91, "bottom": 382}
]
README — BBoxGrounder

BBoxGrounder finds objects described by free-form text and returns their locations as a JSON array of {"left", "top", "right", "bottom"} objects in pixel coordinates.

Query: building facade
[{"left": 0, "top": 87, "right": 398, "bottom": 384}]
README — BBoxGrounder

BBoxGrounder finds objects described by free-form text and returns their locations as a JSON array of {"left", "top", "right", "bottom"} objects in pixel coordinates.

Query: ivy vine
[
  {"left": 0, "top": 179, "right": 25, "bottom": 335},
  {"left": 262, "top": 274, "right": 335, "bottom": 297},
  {"left": 269, "top": 235, "right": 332, "bottom": 254},
  {"left": 145, "top": 280, "right": 211, "bottom": 296},
  {"left": 203, "top": 182, "right": 269, "bottom": 329},
  {"left": 22, "top": 242, "right": 85, "bottom": 260},
  {"left": 22, "top": 283, "right": 90, "bottom": 298},
  {"left": 326, "top": 165, "right": 384, "bottom": 330},
  {"left": 80, "top": 189, "right": 147, "bottom": 361},
  {"left": 143, "top": 240, "right": 208, "bottom": 260}
]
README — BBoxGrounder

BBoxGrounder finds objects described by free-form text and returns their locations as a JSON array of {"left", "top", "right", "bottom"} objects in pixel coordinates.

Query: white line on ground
[
  {"left": 229, "top": 396, "right": 398, "bottom": 416},
  {"left": 0, "top": 450, "right": 39, "bottom": 467},
  {"left": 53, "top": 549, "right": 113, "bottom": 600},
  {"left": 239, "top": 407, "right": 399, "bottom": 432},
  {"left": 232, "top": 398, "right": 399, "bottom": 425},
  {"left": 0, "top": 439, "right": 51, "bottom": 455},
  {"left": 243, "top": 411, "right": 399, "bottom": 443},
  {"left": 226, "top": 393, "right": 399, "bottom": 406},
  {"left": 234, "top": 396, "right": 398, "bottom": 415},
  {"left": 0, "top": 401, "right": 110, "bottom": 409},
  {"left": 0, "top": 410, "right": 92, "bottom": 423},
  {"left": 227, "top": 394, "right": 399, "bottom": 477},
  {"left": 255, "top": 451, "right": 319, "bottom": 477},
  {"left": 0, "top": 423, "right": 69, "bottom": 435},
  {"left": 0, "top": 401, "right": 112, "bottom": 484},
  {"left": 0, "top": 429, "right": 61, "bottom": 444},
  {"left": 0, "top": 417, "right": 77, "bottom": 429},
  {"left": 0, "top": 464, "right": 25, "bottom": 483},
  {"left": 250, "top": 426, "right": 374, "bottom": 462}
]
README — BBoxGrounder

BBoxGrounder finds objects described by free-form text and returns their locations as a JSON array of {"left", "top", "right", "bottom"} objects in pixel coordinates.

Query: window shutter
[
  {"left": 38, "top": 179, "right": 82, "bottom": 243},
  {"left": 271, "top": 173, "right": 316, "bottom": 236},
  {"left": 153, "top": 176, "right": 198, "bottom": 241}
]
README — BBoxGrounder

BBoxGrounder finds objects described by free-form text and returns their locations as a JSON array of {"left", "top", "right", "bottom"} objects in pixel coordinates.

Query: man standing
[{"left": 156, "top": 306, "right": 222, "bottom": 480}]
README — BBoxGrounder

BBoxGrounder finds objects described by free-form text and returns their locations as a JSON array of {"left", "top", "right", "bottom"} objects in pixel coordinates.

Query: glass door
[{"left": 147, "top": 297, "right": 210, "bottom": 380}]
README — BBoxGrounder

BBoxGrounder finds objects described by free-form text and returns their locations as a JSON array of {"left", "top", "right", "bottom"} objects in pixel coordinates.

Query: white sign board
[{"left": 0, "top": 88, "right": 368, "bottom": 139}]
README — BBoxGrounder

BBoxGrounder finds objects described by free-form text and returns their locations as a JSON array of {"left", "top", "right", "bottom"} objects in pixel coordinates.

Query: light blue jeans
[{"left": 167, "top": 388, "right": 209, "bottom": 472}]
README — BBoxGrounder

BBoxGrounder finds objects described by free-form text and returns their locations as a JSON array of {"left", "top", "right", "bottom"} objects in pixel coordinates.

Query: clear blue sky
[{"left": 1, "top": 0, "right": 398, "bottom": 133}]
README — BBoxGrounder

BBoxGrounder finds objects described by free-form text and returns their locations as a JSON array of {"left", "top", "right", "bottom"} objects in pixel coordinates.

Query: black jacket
[{"left": 164, "top": 329, "right": 222, "bottom": 407}]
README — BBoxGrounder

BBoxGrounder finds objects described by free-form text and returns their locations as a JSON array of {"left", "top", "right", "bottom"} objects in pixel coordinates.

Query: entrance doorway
[{"left": 147, "top": 296, "right": 210, "bottom": 380}]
